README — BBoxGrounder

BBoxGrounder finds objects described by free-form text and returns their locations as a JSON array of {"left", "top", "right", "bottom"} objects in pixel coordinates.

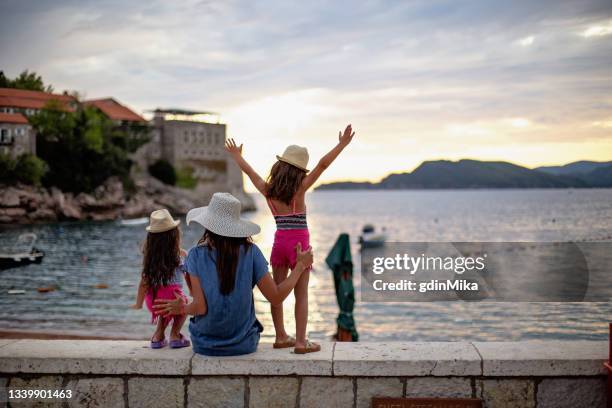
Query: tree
[
  {"left": 148, "top": 159, "right": 176, "bottom": 185},
  {"left": 0, "top": 153, "right": 47, "bottom": 186},
  {"left": 30, "top": 100, "right": 149, "bottom": 192},
  {"left": 5, "top": 70, "right": 54, "bottom": 92}
]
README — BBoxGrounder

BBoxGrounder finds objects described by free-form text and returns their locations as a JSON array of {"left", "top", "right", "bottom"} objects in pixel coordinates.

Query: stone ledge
[
  {"left": 334, "top": 342, "right": 482, "bottom": 376},
  {"left": 473, "top": 341, "right": 607, "bottom": 376},
  {"left": 0, "top": 339, "right": 606, "bottom": 378},
  {"left": 191, "top": 341, "right": 333, "bottom": 376}
]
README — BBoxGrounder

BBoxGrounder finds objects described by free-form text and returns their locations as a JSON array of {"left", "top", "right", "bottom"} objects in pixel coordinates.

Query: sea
[{"left": 1, "top": 189, "right": 611, "bottom": 342}]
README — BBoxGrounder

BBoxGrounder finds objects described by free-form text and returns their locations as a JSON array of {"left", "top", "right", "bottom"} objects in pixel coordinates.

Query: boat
[
  {"left": 359, "top": 224, "right": 387, "bottom": 248},
  {"left": 118, "top": 217, "right": 149, "bottom": 226},
  {"left": 0, "top": 233, "right": 45, "bottom": 270}
]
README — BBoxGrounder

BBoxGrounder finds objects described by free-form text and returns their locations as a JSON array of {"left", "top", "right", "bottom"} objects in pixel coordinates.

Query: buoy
[
  {"left": 119, "top": 281, "right": 133, "bottom": 287},
  {"left": 94, "top": 283, "right": 109, "bottom": 289},
  {"left": 8, "top": 290, "right": 26, "bottom": 295},
  {"left": 37, "top": 287, "right": 55, "bottom": 293}
]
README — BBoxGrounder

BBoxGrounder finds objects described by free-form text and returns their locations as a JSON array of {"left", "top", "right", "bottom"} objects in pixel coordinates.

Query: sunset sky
[{"left": 1, "top": 0, "right": 611, "bottom": 189}]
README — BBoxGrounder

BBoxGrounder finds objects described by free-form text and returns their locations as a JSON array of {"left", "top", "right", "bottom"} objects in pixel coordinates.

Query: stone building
[
  {"left": 149, "top": 109, "right": 247, "bottom": 199},
  {"left": 0, "top": 88, "right": 76, "bottom": 157}
]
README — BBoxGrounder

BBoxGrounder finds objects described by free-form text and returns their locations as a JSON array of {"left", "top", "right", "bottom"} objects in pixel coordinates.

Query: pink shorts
[
  {"left": 270, "top": 229, "right": 310, "bottom": 269},
  {"left": 145, "top": 284, "right": 188, "bottom": 325}
]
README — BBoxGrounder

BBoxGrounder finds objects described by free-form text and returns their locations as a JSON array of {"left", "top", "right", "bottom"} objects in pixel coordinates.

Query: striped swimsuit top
[{"left": 267, "top": 197, "right": 308, "bottom": 230}]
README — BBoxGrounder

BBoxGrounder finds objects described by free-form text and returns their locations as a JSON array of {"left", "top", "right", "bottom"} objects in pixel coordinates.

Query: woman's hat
[
  {"left": 146, "top": 209, "right": 180, "bottom": 233},
  {"left": 276, "top": 145, "right": 309, "bottom": 172},
  {"left": 186, "top": 192, "right": 261, "bottom": 238}
]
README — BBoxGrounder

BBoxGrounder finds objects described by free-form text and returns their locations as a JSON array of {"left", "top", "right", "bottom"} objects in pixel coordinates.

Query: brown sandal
[
  {"left": 294, "top": 340, "right": 321, "bottom": 354},
  {"left": 273, "top": 336, "right": 296, "bottom": 349}
]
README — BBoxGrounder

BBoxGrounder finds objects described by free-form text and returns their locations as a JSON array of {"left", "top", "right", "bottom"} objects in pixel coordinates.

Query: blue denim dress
[{"left": 185, "top": 244, "right": 268, "bottom": 356}]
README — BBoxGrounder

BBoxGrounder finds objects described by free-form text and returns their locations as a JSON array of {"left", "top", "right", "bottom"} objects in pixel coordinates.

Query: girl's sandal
[
  {"left": 273, "top": 336, "right": 296, "bottom": 349},
  {"left": 294, "top": 340, "right": 321, "bottom": 354},
  {"left": 150, "top": 338, "right": 167, "bottom": 349}
]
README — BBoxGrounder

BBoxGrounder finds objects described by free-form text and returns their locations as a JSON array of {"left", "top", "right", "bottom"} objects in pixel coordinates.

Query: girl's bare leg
[
  {"left": 152, "top": 317, "right": 168, "bottom": 342},
  {"left": 294, "top": 268, "right": 311, "bottom": 349},
  {"left": 170, "top": 314, "right": 187, "bottom": 341},
  {"left": 271, "top": 265, "right": 290, "bottom": 343}
]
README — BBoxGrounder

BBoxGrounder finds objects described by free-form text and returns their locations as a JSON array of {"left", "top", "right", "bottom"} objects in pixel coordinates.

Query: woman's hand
[
  {"left": 153, "top": 291, "right": 185, "bottom": 316},
  {"left": 225, "top": 138, "right": 243, "bottom": 157},
  {"left": 338, "top": 124, "right": 355, "bottom": 146},
  {"left": 295, "top": 242, "right": 313, "bottom": 270}
]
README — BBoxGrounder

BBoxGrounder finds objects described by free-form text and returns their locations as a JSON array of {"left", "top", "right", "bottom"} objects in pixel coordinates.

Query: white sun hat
[
  {"left": 186, "top": 192, "right": 261, "bottom": 237},
  {"left": 146, "top": 209, "right": 180, "bottom": 233}
]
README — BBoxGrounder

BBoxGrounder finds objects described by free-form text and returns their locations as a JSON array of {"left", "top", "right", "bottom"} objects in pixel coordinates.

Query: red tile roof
[
  {"left": 84, "top": 98, "right": 145, "bottom": 122},
  {"left": 0, "top": 88, "right": 76, "bottom": 110},
  {"left": 0, "top": 112, "right": 29, "bottom": 124}
]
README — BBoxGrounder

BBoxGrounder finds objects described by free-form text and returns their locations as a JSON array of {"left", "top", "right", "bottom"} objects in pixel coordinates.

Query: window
[{"left": 215, "top": 133, "right": 221, "bottom": 145}]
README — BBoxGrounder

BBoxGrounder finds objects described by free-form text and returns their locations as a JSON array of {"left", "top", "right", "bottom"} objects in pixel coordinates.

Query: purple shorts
[
  {"left": 145, "top": 284, "right": 188, "bottom": 325},
  {"left": 270, "top": 229, "right": 310, "bottom": 269}
]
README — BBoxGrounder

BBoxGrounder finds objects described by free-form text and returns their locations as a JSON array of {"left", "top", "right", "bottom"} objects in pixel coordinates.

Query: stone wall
[{"left": 0, "top": 340, "right": 606, "bottom": 407}]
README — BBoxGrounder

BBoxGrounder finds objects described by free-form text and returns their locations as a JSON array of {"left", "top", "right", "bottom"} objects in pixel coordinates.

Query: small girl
[
  {"left": 131, "top": 209, "right": 191, "bottom": 349},
  {"left": 226, "top": 124, "right": 355, "bottom": 353}
]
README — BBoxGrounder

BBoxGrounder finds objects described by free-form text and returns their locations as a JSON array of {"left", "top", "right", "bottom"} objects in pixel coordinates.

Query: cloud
[{"left": 0, "top": 0, "right": 611, "bottom": 184}]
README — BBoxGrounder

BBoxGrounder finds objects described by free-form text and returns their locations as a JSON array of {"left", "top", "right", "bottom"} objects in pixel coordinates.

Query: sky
[{"left": 1, "top": 0, "right": 612, "bottom": 189}]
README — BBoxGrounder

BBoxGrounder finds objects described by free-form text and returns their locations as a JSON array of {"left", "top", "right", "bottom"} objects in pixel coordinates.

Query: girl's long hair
[
  {"left": 142, "top": 227, "right": 180, "bottom": 297},
  {"left": 199, "top": 230, "right": 252, "bottom": 295},
  {"left": 265, "top": 160, "right": 306, "bottom": 205}
]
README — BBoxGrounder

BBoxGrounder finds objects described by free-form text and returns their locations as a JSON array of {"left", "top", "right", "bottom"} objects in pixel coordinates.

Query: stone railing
[{"left": 0, "top": 339, "right": 606, "bottom": 407}]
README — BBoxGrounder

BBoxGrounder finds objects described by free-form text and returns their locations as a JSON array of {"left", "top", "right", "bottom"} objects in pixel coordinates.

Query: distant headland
[{"left": 315, "top": 159, "right": 612, "bottom": 190}]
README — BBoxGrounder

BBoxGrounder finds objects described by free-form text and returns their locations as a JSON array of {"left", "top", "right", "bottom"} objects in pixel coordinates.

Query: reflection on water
[{"left": 1, "top": 189, "right": 611, "bottom": 341}]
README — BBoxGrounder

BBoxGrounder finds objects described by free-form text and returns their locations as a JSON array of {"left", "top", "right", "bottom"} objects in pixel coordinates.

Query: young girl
[
  {"left": 131, "top": 209, "right": 191, "bottom": 349},
  {"left": 225, "top": 124, "right": 355, "bottom": 353}
]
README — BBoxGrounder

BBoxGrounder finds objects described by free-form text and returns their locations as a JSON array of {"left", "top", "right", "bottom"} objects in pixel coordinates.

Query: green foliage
[
  {"left": 30, "top": 101, "right": 149, "bottom": 192},
  {"left": 0, "top": 70, "right": 54, "bottom": 92},
  {"left": 176, "top": 166, "right": 197, "bottom": 189},
  {"left": 0, "top": 153, "right": 47, "bottom": 186},
  {"left": 148, "top": 159, "right": 176, "bottom": 185}
]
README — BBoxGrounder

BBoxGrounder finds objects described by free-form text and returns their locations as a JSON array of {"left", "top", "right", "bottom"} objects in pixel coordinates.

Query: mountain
[
  {"left": 316, "top": 159, "right": 611, "bottom": 190},
  {"left": 535, "top": 160, "right": 612, "bottom": 176}
]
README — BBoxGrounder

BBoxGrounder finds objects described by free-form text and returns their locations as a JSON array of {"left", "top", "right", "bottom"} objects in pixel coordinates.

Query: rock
[
  {"left": 0, "top": 186, "right": 21, "bottom": 207},
  {"left": 122, "top": 194, "right": 156, "bottom": 219},
  {"left": 188, "top": 377, "right": 245, "bottom": 408},
  {"left": 537, "top": 378, "right": 605, "bottom": 408},
  {"left": 128, "top": 377, "right": 184, "bottom": 408},
  {"left": 66, "top": 377, "right": 125, "bottom": 408},
  {"left": 405, "top": 377, "right": 472, "bottom": 398},
  {"left": 60, "top": 194, "right": 82, "bottom": 220},
  {"left": 249, "top": 377, "right": 298, "bottom": 408},
  {"left": 0, "top": 207, "right": 27, "bottom": 217},
  {"left": 299, "top": 377, "right": 354, "bottom": 408},
  {"left": 8, "top": 376, "right": 64, "bottom": 408},
  {"left": 356, "top": 378, "right": 403, "bottom": 408},
  {"left": 479, "top": 379, "right": 535, "bottom": 408},
  {"left": 28, "top": 208, "right": 58, "bottom": 222}
]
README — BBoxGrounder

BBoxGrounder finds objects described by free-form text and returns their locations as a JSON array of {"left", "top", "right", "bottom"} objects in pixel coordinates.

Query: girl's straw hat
[
  {"left": 276, "top": 145, "right": 310, "bottom": 172},
  {"left": 186, "top": 192, "right": 261, "bottom": 238},
  {"left": 146, "top": 209, "right": 180, "bottom": 233}
]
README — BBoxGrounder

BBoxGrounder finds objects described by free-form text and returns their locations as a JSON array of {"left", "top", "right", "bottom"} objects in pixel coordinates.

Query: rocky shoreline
[{"left": 0, "top": 177, "right": 255, "bottom": 225}]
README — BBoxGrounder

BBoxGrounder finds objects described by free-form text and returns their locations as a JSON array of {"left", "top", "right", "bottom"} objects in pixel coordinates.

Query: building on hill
[
  {"left": 83, "top": 98, "right": 146, "bottom": 124},
  {"left": 0, "top": 88, "right": 76, "bottom": 157},
  {"left": 149, "top": 108, "right": 246, "bottom": 199}
]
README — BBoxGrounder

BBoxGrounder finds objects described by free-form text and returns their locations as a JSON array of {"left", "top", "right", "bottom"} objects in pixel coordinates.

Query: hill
[{"left": 316, "top": 159, "right": 610, "bottom": 190}]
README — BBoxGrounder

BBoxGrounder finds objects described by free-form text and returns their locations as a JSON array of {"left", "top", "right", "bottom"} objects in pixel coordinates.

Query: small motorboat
[
  {"left": 118, "top": 217, "right": 149, "bottom": 226},
  {"left": 359, "top": 224, "right": 387, "bottom": 248},
  {"left": 0, "top": 233, "right": 45, "bottom": 270}
]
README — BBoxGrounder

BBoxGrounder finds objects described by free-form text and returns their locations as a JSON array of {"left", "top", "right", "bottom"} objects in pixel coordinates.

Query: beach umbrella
[{"left": 325, "top": 233, "right": 358, "bottom": 341}]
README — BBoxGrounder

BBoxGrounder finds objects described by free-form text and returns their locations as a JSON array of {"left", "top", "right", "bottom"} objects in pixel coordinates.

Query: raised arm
[
  {"left": 257, "top": 243, "right": 313, "bottom": 305},
  {"left": 225, "top": 138, "right": 267, "bottom": 195},
  {"left": 301, "top": 124, "right": 355, "bottom": 192}
]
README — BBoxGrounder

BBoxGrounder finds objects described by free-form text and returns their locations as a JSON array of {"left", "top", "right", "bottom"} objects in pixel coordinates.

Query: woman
[{"left": 154, "top": 192, "right": 313, "bottom": 356}]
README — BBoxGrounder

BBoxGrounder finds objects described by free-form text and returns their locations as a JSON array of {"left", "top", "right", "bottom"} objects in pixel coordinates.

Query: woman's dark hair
[
  {"left": 265, "top": 160, "right": 306, "bottom": 205},
  {"left": 142, "top": 227, "right": 181, "bottom": 297},
  {"left": 199, "top": 230, "right": 252, "bottom": 296}
]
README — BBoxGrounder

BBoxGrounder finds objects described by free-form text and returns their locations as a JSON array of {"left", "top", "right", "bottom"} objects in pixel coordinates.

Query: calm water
[{"left": 1, "top": 189, "right": 611, "bottom": 341}]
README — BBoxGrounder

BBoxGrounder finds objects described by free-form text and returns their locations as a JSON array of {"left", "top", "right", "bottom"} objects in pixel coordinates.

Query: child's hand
[
  {"left": 180, "top": 248, "right": 188, "bottom": 258},
  {"left": 130, "top": 303, "right": 143, "bottom": 310},
  {"left": 225, "top": 138, "right": 243, "bottom": 157},
  {"left": 338, "top": 124, "right": 355, "bottom": 146}
]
